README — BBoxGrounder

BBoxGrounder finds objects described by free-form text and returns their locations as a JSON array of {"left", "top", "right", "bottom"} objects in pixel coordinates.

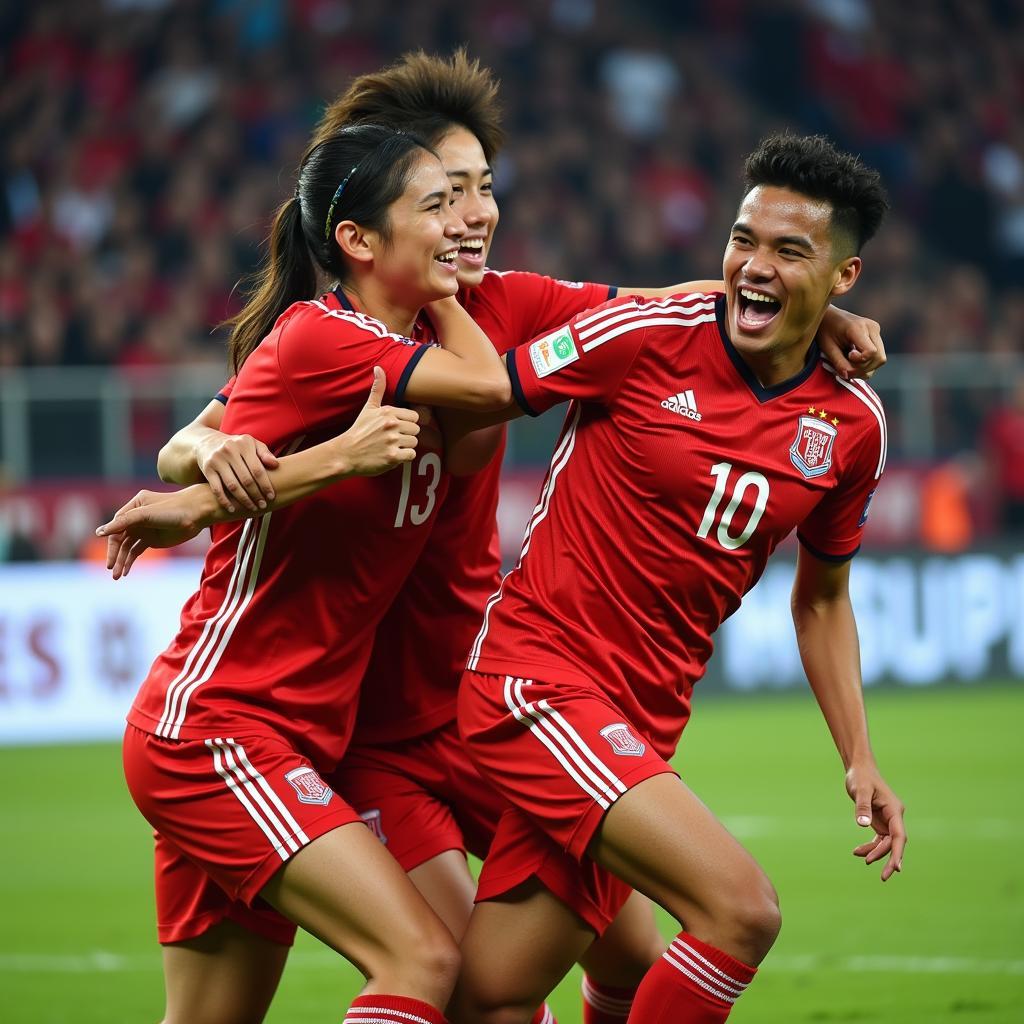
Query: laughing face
[
  {"left": 723, "top": 185, "right": 861, "bottom": 386},
  {"left": 435, "top": 126, "right": 499, "bottom": 287}
]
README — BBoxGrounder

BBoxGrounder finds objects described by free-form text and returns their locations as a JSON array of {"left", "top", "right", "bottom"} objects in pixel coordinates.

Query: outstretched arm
[
  {"left": 624, "top": 279, "right": 886, "bottom": 380},
  {"left": 791, "top": 546, "right": 906, "bottom": 881},
  {"left": 98, "top": 368, "right": 419, "bottom": 578}
]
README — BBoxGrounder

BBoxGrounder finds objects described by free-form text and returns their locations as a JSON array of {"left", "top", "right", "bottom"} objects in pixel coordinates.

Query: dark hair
[
  {"left": 313, "top": 49, "right": 505, "bottom": 164},
  {"left": 743, "top": 133, "right": 889, "bottom": 257},
  {"left": 226, "top": 125, "right": 432, "bottom": 372}
]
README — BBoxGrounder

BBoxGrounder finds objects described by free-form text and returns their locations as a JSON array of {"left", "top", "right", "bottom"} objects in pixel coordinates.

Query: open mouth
[
  {"left": 737, "top": 287, "right": 782, "bottom": 332},
  {"left": 457, "top": 238, "right": 486, "bottom": 264},
  {"left": 434, "top": 249, "right": 459, "bottom": 270}
]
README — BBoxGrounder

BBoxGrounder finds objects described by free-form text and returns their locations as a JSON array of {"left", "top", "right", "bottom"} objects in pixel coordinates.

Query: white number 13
[
  {"left": 394, "top": 451, "right": 442, "bottom": 527},
  {"left": 696, "top": 462, "right": 770, "bottom": 550}
]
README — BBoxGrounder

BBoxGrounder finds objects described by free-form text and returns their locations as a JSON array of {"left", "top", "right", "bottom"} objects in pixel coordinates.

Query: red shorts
[
  {"left": 329, "top": 720, "right": 504, "bottom": 871},
  {"left": 458, "top": 671, "right": 675, "bottom": 933},
  {"left": 123, "top": 724, "right": 362, "bottom": 944}
]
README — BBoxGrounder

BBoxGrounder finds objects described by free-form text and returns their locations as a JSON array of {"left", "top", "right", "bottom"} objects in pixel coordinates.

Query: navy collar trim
[
  {"left": 714, "top": 294, "right": 819, "bottom": 404},
  {"left": 332, "top": 286, "right": 355, "bottom": 312}
]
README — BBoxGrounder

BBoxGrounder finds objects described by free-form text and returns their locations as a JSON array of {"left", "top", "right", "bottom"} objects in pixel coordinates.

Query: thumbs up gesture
[{"left": 342, "top": 366, "right": 421, "bottom": 476}]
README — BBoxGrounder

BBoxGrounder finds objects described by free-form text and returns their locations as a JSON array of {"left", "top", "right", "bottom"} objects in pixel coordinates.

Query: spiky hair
[
  {"left": 743, "top": 132, "right": 889, "bottom": 255},
  {"left": 311, "top": 49, "right": 505, "bottom": 163}
]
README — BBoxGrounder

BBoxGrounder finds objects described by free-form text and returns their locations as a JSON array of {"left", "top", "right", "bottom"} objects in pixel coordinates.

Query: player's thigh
[
  {"left": 578, "top": 888, "right": 665, "bottom": 987},
  {"left": 450, "top": 877, "right": 594, "bottom": 1024},
  {"left": 408, "top": 848, "right": 478, "bottom": 941},
  {"left": 590, "top": 773, "right": 779, "bottom": 957},
  {"left": 262, "top": 820, "right": 459, "bottom": 987},
  {"left": 162, "top": 918, "right": 289, "bottom": 1024}
]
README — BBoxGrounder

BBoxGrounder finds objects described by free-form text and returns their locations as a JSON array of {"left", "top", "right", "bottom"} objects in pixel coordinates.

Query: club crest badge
[
  {"left": 360, "top": 808, "right": 387, "bottom": 844},
  {"left": 599, "top": 722, "right": 646, "bottom": 757},
  {"left": 790, "top": 415, "right": 837, "bottom": 479},
  {"left": 284, "top": 766, "right": 334, "bottom": 806}
]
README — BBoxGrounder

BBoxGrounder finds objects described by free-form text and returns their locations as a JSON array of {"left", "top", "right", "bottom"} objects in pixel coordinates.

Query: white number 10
[
  {"left": 394, "top": 451, "right": 442, "bottom": 528},
  {"left": 696, "top": 461, "right": 770, "bottom": 550}
]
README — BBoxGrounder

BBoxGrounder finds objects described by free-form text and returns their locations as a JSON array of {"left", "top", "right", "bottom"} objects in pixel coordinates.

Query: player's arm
[
  {"left": 157, "top": 398, "right": 280, "bottom": 514},
  {"left": 402, "top": 295, "right": 511, "bottom": 410},
  {"left": 623, "top": 279, "right": 885, "bottom": 379},
  {"left": 97, "top": 368, "right": 419, "bottom": 578},
  {"left": 790, "top": 547, "right": 906, "bottom": 880}
]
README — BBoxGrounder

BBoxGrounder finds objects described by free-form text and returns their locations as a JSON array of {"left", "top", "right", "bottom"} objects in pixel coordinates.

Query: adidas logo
[{"left": 661, "top": 389, "right": 702, "bottom": 421}]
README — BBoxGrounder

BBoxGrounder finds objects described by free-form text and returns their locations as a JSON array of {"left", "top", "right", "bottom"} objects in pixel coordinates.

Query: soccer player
[
  {"left": 103, "top": 55, "right": 893, "bottom": 1024},
  {"left": 117, "top": 123, "right": 517, "bottom": 1024},
  {"left": 440, "top": 133, "right": 908, "bottom": 1023}
]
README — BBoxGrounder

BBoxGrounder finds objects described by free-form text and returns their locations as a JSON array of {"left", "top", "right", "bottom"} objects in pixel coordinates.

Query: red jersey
[
  {"left": 128, "top": 289, "right": 447, "bottom": 769},
  {"left": 467, "top": 292, "right": 887, "bottom": 758},
  {"left": 354, "top": 271, "right": 615, "bottom": 744}
]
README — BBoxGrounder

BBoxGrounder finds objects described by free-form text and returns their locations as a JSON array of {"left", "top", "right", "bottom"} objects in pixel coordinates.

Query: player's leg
[
  {"left": 262, "top": 820, "right": 461, "bottom": 1011},
  {"left": 408, "top": 849, "right": 479, "bottom": 939},
  {"left": 448, "top": 878, "right": 594, "bottom": 1024},
  {"left": 161, "top": 919, "right": 289, "bottom": 1024},
  {"left": 578, "top": 890, "right": 664, "bottom": 1023},
  {"left": 154, "top": 838, "right": 297, "bottom": 1024},
  {"left": 590, "top": 772, "right": 779, "bottom": 1021}
]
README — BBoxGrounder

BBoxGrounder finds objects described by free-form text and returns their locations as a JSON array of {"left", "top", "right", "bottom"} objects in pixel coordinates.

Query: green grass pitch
[{"left": 2, "top": 685, "right": 1021, "bottom": 1022}]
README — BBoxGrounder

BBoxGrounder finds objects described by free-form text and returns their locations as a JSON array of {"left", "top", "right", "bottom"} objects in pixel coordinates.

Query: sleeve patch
[{"left": 529, "top": 328, "right": 579, "bottom": 378}]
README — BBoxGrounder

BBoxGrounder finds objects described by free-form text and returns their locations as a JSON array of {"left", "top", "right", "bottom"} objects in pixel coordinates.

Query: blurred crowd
[{"left": 0, "top": 0, "right": 1022, "bottom": 556}]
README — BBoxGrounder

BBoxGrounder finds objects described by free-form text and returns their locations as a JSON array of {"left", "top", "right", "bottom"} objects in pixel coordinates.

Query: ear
[
  {"left": 334, "top": 220, "right": 378, "bottom": 266},
  {"left": 830, "top": 255, "right": 862, "bottom": 298}
]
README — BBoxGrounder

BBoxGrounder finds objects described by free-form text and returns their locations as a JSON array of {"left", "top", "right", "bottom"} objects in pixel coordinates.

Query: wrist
[{"left": 326, "top": 434, "right": 355, "bottom": 479}]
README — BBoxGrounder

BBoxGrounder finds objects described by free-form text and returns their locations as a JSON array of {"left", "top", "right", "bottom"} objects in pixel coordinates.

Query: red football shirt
[
  {"left": 467, "top": 292, "right": 887, "bottom": 758},
  {"left": 354, "top": 271, "right": 615, "bottom": 744},
  {"left": 128, "top": 290, "right": 448, "bottom": 769}
]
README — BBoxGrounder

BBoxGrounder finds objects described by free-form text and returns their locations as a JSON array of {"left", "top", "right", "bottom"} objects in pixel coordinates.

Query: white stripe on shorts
[
  {"left": 206, "top": 738, "right": 310, "bottom": 859},
  {"left": 504, "top": 676, "right": 626, "bottom": 812}
]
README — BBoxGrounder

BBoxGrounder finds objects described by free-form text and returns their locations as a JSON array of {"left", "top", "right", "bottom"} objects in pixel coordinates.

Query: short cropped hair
[
  {"left": 313, "top": 49, "right": 505, "bottom": 163},
  {"left": 743, "top": 133, "right": 889, "bottom": 257}
]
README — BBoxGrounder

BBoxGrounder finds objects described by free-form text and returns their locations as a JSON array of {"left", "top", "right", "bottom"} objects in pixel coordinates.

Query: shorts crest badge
[
  {"left": 360, "top": 808, "right": 387, "bottom": 844},
  {"left": 790, "top": 414, "right": 837, "bottom": 479},
  {"left": 284, "top": 766, "right": 334, "bottom": 806},
  {"left": 599, "top": 722, "right": 646, "bottom": 757}
]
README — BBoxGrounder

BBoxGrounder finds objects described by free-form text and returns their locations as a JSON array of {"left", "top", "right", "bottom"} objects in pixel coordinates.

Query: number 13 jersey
[{"left": 466, "top": 292, "right": 886, "bottom": 758}]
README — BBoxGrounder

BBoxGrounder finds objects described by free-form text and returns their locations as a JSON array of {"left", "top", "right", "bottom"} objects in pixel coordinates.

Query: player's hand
[
  {"left": 845, "top": 762, "right": 906, "bottom": 881},
  {"left": 97, "top": 487, "right": 211, "bottom": 579},
  {"left": 195, "top": 429, "right": 279, "bottom": 514},
  {"left": 817, "top": 306, "right": 886, "bottom": 381},
  {"left": 340, "top": 367, "right": 420, "bottom": 476}
]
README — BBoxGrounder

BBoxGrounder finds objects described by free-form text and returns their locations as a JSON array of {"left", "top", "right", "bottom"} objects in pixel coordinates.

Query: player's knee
[{"left": 725, "top": 876, "right": 781, "bottom": 962}]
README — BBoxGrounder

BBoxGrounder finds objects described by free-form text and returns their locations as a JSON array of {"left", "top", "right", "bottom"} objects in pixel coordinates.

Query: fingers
[
  {"left": 255, "top": 440, "right": 279, "bottom": 471},
  {"left": 365, "top": 366, "right": 386, "bottom": 409},
  {"left": 206, "top": 470, "right": 238, "bottom": 514}
]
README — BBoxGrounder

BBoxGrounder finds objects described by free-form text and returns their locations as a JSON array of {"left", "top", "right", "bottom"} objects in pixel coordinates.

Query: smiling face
[
  {"left": 340, "top": 149, "right": 466, "bottom": 308},
  {"left": 435, "top": 126, "right": 499, "bottom": 287},
  {"left": 723, "top": 185, "right": 861, "bottom": 385}
]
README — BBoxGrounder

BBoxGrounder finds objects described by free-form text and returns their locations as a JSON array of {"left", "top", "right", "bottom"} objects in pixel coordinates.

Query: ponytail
[
  {"left": 225, "top": 197, "right": 316, "bottom": 373},
  {"left": 224, "top": 125, "right": 431, "bottom": 372}
]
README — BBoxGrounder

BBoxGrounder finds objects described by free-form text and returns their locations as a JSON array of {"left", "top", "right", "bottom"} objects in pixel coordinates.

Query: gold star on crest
[
  {"left": 808, "top": 406, "right": 816, "bottom": 415},
  {"left": 818, "top": 408, "right": 828, "bottom": 419},
  {"left": 832, "top": 417, "right": 839, "bottom": 427}
]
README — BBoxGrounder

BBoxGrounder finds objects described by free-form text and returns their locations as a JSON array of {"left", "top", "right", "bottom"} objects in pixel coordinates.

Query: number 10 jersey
[{"left": 466, "top": 292, "right": 886, "bottom": 758}]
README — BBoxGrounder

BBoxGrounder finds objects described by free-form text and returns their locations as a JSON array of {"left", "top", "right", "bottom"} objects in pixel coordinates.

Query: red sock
[
  {"left": 626, "top": 932, "right": 756, "bottom": 1023},
  {"left": 581, "top": 976, "right": 636, "bottom": 1023},
  {"left": 344, "top": 993, "right": 449, "bottom": 1024},
  {"left": 529, "top": 1002, "right": 557, "bottom": 1023}
]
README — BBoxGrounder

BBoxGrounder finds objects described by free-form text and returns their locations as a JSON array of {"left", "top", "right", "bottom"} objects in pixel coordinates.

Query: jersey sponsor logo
[
  {"left": 599, "top": 722, "right": 646, "bottom": 757},
  {"left": 529, "top": 328, "right": 580, "bottom": 377},
  {"left": 790, "top": 414, "right": 837, "bottom": 479},
  {"left": 661, "top": 389, "right": 702, "bottom": 421},
  {"left": 284, "top": 766, "right": 335, "bottom": 806},
  {"left": 359, "top": 808, "right": 388, "bottom": 844}
]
